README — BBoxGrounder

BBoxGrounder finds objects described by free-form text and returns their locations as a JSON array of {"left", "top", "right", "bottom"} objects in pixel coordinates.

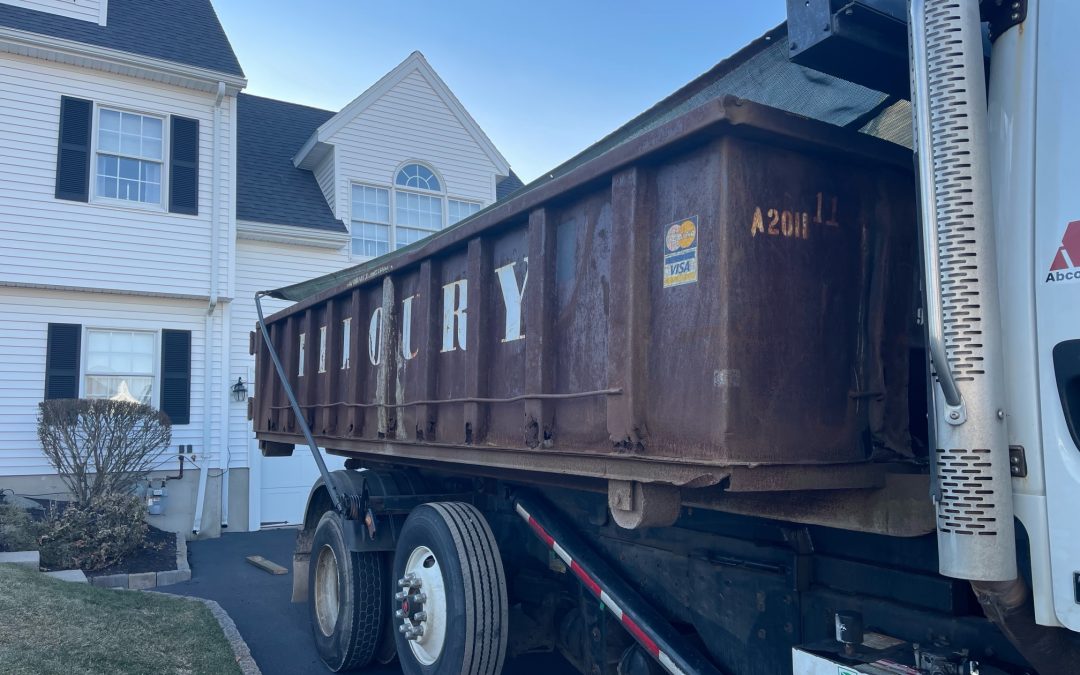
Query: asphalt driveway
[{"left": 169, "top": 528, "right": 575, "bottom": 675}]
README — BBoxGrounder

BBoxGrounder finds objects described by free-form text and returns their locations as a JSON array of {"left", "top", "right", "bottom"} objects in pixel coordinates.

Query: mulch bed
[
  {"left": 16, "top": 497, "right": 178, "bottom": 576},
  {"left": 84, "top": 525, "right": 177, "bottom": 577}
]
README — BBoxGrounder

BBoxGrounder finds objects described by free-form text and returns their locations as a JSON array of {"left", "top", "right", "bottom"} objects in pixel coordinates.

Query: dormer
[{"left": 292, "top": 51, "right": 516, "bottom": 259}]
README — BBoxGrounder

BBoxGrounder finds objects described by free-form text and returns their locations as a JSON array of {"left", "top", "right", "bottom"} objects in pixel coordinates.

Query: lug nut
[
  {"left": 395, "top": 608, "right": 407, "bottom": 619},
  {"left": 394, "top": 590, "right": 407, "bottom": 601},
  {"left": 413, "top": 611, "right": 427, "bottom": 622},
  {"left": 408, "top": 592, "right": 427, "bottom": 604}
]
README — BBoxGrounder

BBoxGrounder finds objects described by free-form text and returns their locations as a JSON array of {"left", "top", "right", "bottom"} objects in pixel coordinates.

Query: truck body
[{"left": 252, "top": 3, "right": 1080, "bottom": 674}]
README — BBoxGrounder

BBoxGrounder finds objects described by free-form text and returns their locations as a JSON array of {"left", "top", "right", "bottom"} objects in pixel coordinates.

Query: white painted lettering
[
  {"left": 368, "top": 307, "right": 383, "bottom": 366},
  {"left": 495, "top": 258, "right": 528, "bottom": 342},
  {"left": 341, "top": 318, "right": 351, "bottom": 369},
  {"left": 318, "top": 326, "right": 327, "bottom": 373},
  {"left": 442, "top": 280, "right": 467, "bottom": 352},
  {"left": 402, "top": 294, "right": 418, "bottom": 360}
]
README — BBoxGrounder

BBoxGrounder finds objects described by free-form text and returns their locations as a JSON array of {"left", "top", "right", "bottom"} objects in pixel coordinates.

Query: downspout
[{"left": 193, "top": 81, "right": 227, "bottom": 535}]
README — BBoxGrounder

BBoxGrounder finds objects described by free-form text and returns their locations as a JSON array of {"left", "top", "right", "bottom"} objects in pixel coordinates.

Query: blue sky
[{"left": 211, "top": 1, "right": 787, "bottom": 183}]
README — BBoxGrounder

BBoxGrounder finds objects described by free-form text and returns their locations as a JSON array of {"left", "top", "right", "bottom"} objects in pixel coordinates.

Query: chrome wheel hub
[
  {"left": 313, "top": 544, "right": 340, "bottom": 637},
  {"left": 396, "top": 545, "right": 446, "bottom": 665}
]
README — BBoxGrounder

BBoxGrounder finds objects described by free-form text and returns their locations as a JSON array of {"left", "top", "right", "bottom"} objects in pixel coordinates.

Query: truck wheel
[
  {"left": 309, "top": 510, "right": 387, "bottom": 672},
  {"left": 392, "top": 502, "right": 508, "bottom": 675}
]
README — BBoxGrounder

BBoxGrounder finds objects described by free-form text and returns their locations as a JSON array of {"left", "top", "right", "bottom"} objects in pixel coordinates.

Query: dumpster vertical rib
[
  {"left": 607, "top": 167, "right": 653, "bottom": 451},
  {"left": 278, "top": 316, "right": 295, "bottom": 433},
  {"left": 345, "top": 288, "right": 363, "bottom": 436},
  {"left": 301, "top": 308, "right": 318, "bottom": 434},
  {"left": 324, "top": 298, "right": 339, "bottom": 436},
  {"left": 376, "top": 276, "right": 397, "bottom": 438},
  {"left": 465, "top": 236, "right": 492, "bottom": 444},
  {"left": 525, "top": 208, "right": 555, "bottom": 448},
  {"left": 415, "top": 260, "right": 440, "bottom": 441}
]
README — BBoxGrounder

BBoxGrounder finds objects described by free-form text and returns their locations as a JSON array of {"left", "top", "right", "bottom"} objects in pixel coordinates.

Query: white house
[{"left": 0, "top": 0, "right": 522, "bottom": 535}]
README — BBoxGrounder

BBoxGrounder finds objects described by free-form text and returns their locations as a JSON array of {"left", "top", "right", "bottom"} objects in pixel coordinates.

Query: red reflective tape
[
  {"left": 527, "top": 517, "right": 555, "bottom": 549},
  {"left": 569, "top": 560, "right": 601, "bottom": 597},
  {"left": 621, "top": 614, "right": 661, "bottom": 657}
]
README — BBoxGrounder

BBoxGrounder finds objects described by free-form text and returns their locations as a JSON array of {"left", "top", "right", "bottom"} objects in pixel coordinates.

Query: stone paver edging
[
  {"left": 148, "top": 591, "right": 262, "bottom": 675},
  {"left": 90, "top": 532, "right": 191, "bottom": 589}
]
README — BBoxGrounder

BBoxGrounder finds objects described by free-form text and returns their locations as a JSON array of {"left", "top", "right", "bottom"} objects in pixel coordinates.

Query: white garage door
[{"left": 259, "top": 445, "right": 345, "bottom": 527}]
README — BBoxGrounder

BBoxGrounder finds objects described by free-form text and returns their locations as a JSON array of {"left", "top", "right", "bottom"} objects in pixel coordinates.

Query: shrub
[
  {"left": 37, "top": 493, "right": 148, "bottom": 571},
  {"left": 37, "top": 398, "right": 172, "bottom": 506},
  {"left": 0, "top": 503, "right": 40, "bottom": 553}
]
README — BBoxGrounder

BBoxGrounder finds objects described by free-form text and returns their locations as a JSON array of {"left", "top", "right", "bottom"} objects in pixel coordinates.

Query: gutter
[
  {"left": 193, "top": 82, "right": 227, "bottom": 535},
  {"left": 0, "top": 27, "right": 247, "bottom": 94}
]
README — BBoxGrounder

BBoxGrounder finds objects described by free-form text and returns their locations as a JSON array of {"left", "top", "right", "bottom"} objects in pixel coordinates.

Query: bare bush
[
  {"left": 37, "top": 399, "right": 172, "bottom": 505},
  {"left": 37, "top": 493, "right": 149, "bottom": 571}
]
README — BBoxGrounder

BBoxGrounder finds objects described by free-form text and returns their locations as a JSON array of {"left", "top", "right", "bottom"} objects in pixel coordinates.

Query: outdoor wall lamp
[{"left": 231, "top": 377, "right": 248, "bottom": 402}]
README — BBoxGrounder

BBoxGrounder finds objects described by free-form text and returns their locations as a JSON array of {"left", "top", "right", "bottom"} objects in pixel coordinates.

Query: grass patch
[{"left": 0, "top": 564, "right": 242, "bottom": 675}]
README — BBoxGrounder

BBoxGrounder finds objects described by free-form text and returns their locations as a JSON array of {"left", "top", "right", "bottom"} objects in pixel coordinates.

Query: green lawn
[{"left": 0, "top": 564, "right": 243, "bottom": 675}]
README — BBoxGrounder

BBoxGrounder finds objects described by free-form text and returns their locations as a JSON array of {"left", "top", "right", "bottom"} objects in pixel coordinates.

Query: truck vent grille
[
  {"left": 935, "top": 447, "right": 997, "bottom": 536},
  {"left": 926, "top": 2, "right": 986, "bottom": 385}
]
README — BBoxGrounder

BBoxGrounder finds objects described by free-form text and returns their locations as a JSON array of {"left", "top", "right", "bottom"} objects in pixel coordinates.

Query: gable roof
[
  {"left": 236, "top": 93, "right": 345, "bottom": 233},
  {"left": 293, "top": 51, "right": 510, "bottom": 175},
  {"left": 0, "top": 0, "right": 244, "bottom": 77}
]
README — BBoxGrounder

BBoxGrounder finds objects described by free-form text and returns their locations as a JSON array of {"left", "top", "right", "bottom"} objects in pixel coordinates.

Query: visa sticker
[{"left": 663, "top": 216, "right": 698, "bottom": 288}]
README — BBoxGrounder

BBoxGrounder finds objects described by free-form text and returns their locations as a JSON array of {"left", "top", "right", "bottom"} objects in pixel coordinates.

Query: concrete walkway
[{"left": 169, "top": 528, "right": 575, "bottom": 675}]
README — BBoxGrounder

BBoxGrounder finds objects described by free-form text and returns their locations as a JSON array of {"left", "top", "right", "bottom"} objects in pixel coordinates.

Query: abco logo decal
[{"left": 1046, "top": 219, "right": 1080, "bottom": 283}]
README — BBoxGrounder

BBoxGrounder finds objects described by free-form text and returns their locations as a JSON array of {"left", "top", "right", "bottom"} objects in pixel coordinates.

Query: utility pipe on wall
[{"left": 193, "top": 81, "right": 227, "bottom": 535}]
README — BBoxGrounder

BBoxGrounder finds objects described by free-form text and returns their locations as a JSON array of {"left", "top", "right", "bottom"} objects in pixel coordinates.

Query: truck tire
[
  {"left": 309, "top": 510, "right": 387, "bottom": 672},
  {"left": 392, "top": 502, "right": 508, "bottom": 675}
]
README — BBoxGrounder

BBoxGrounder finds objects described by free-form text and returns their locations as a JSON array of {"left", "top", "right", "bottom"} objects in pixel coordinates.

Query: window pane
[
  {"left": 85, "top": 375, "right": 153, "bottom": 404},
  {"left": 119, "top": 157, "right": 140, "bottom": 180},
  {"left": 448, "top": 199, "right": 481, "bottom": 225},
  {"left": 99, "top": 109, "right": 164, "bottom": 162},
  {"left": 351, "top": 185, "right": 390, "bottom": 224},
  {"left": 396, "top": 191, "right": 442, "bottom": 231},
  {"left": 97, "top": 176, "right": 118, "bottom": 199},
  {"left": 96, "top": 155, "right": 161, "bottom": 204},
  {"left": 351, "top": 221, "right": 389, "bottom": 258},
  {"left": 396, "top": 226, "right": 434, "bottom": 249},
  {"left": 99, "top": 130, "right": 120, "bottom": 153},
  {"left": 142, "top": 117, "right": 162, "bottom": 139},
  {"left": 99, "top": 109, "right": 121, "bottom": 131},
  {"left": 142, "top": 137, "right": 162, "bottom": 161}
]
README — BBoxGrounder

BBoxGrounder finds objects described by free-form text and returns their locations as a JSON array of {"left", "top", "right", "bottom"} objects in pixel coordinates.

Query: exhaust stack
[{"left": 909, "top": 0, "right": 1016, "bottom": 581}]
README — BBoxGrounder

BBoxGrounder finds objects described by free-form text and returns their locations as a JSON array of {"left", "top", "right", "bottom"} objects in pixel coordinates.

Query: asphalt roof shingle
[
  {"left": 236, "top": 93, "right": 345, "bottom": 233},
  {"left": 0, "top": 0, "right": 244, "bottom": 77}
]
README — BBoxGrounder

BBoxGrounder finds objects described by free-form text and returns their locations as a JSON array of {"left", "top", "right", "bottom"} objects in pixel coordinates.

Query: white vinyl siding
[
  {"left": 314, "top": 150, "right": 336, "bottom": 217},
  {"left": 330, "top": 68, "right": 496, "bottom": 229},
  {"left": 0, "top": 53, "right": 233, "bottom": 298},
  {"left": 4, "top": 0, "right": 103, "bottom": 23},
  {"left": 0, "top": 287, "right": 213, "bottom": 476}
]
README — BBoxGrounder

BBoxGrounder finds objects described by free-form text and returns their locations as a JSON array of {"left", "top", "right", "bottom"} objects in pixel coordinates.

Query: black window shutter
[
  {"left": 54, "top": 97, "right": 92, "bottom": 202},
  {"left": 160, "top": 330, "right": 192, "bottom": 424},
  {"left": 45, "top": 323, "right": 81, "bottom": 400},
  {"left": 169, "top": 116, "right": 199, "bottom": 215}
]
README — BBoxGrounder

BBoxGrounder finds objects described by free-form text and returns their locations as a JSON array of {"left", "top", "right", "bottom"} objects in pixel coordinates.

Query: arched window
[{"left": 395, "top": 163, "right": 441, "bottom": 191}]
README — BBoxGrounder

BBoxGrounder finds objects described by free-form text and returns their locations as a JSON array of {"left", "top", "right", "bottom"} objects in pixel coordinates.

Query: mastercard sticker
[{"left": 663, "top": 216, "right": 698, "bottom": 288}]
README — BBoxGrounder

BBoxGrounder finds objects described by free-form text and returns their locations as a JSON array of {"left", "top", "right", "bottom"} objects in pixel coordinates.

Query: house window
[
  {"left": 396, "top": 163, "right": 441, "bottom": 191},
  {"left": 83, "top": 329, "right": 155, "bottom": 404},
  {"left": 395, "top": 190, "right": 442, "bottom": 249},
  {"left": 351, "top": 163, "right": 488, "bottom": 259},
  {"left": 95, "top": 108, "right": 163, "bottom": 205},
  {"left": 351, "top": 185, "right": 391, "bottom": 258},
  {"left": 448, "top": 199, "right": 481, "bottom": 225}
]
